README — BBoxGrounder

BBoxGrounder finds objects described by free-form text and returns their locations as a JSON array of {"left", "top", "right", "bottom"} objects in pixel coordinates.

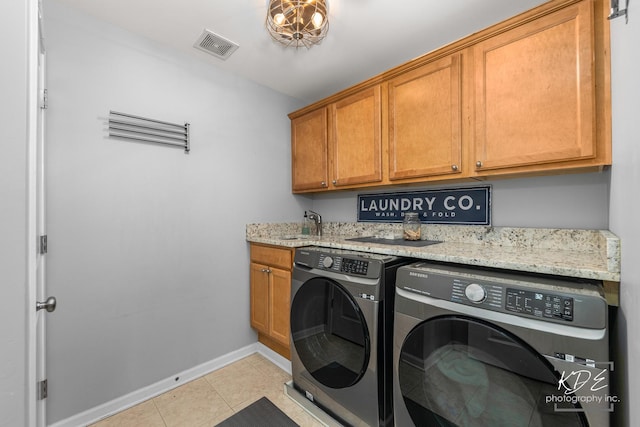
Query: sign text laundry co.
[{"left": 357, "top": 186, "right": 491, "bottom": 225}]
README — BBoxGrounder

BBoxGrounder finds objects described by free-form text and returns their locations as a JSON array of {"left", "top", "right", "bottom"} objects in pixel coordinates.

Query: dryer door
[
  {"left": 398, "top": 315, "right": 588, "bottom": 426},
  {"left": 291, "top": 277, "right": 370, "bottom": 389}
]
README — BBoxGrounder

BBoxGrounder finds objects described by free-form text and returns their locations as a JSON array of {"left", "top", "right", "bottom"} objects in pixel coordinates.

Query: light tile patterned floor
[{"left": 89, "top": 353, "right": 325, "bottom": 427}]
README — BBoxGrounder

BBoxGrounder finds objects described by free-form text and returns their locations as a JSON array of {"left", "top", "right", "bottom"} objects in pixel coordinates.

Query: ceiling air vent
[{"left": 194, "top": 29, "right": 239, "bottom": 60}]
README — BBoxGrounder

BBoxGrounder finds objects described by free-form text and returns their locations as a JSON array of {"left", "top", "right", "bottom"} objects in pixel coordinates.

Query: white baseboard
[
  {"left": 49, "top": 343, "right": 259, "bottom": 427},
  {"left": 256, "top": 342, "right": 292, "bottom": 375}
]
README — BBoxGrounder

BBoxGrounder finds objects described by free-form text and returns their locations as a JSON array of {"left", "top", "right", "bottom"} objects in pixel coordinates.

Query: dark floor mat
[{"left": 214, "top": 397, "right": 299, "bottom": 427}]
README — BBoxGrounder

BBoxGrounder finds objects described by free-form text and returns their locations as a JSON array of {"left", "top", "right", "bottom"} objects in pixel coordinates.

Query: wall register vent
[
  {"left": 194, "top": 29, "right": 239, "bottom": 60},
  {"left": 108, "top": 111, "right": 190, "bottom": 154}
]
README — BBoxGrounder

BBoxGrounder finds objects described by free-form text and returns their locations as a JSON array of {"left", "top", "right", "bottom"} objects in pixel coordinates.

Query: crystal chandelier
[{"left": 266, "top": 0, "right": 329, "bottom": 49}]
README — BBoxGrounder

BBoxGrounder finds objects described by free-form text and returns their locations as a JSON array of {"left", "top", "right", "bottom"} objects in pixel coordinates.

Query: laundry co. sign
[{"left": 357, "top": 186, "right": 491, "bottom": 225}]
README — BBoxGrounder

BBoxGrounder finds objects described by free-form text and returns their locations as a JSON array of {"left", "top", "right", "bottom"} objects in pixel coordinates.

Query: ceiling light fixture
[{"left": 266, "top": 0, "right": 329, "bottom": 49}]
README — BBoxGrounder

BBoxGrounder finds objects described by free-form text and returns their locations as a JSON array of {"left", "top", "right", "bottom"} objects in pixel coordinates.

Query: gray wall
[
  {"left": 312, "top": 172, "right": 610, "bottom": 229},
  {"left": 0, "top": 1, "right": 30, "bottom": 426},
  {"left": 609, "top": 10, "right": 640, "bottom": 427},
  {"left": 44, "top": 1, "right": 308, "bottom": 423}
]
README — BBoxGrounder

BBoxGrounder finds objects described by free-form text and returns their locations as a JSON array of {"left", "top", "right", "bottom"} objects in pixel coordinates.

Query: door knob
[{"left": 36, "top": 296, "right": 57, "bottom": 313}]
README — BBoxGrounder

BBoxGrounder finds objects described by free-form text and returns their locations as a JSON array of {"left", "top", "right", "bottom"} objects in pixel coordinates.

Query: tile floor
[{"left": 89, "top": 353, "right": 325, "bottom": 427}]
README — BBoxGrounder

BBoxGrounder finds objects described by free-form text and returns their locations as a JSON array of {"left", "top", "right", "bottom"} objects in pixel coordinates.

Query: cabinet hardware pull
[
  {"left": 332, "top": 180, "right": 337, "bottom": 185},
  {"left": 476, "top": 161, "right": 483, "bottom": 168},
  {"left": 451, "top": 164, "right": 458, "bottom": 171},
  {"left": 321, "top": 181, "right": 326, "bottom": 187},
  {"left": 261, "top": 268, "right": 271, "bottom": 273}
]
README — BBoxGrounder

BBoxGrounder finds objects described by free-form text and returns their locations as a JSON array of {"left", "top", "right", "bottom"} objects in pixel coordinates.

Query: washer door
[
  {"left": 291, "top": 277, "right": 370, "bottom": 389},
  {"left": 398, "top": 315, "right": 588, "bottom": 426}
]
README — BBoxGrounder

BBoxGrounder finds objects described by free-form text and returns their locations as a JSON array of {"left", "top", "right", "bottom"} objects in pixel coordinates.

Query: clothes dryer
[{"left": 290, "top": 247, "right": 411, "bottom": 427}]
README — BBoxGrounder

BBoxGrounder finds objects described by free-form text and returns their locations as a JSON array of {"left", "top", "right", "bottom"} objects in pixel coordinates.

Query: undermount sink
[{"left": 345, "top": 236, "right": 441, "bottom": 247}]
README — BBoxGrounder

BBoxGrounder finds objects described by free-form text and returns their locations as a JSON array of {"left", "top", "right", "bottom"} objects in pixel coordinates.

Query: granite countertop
[{"left": 246, "top": 222, "right": 620, "bottom": 283}]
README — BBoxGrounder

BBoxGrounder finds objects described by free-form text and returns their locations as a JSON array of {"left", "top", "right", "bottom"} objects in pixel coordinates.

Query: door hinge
[
  {"left": 37, "top": 379, "right": 48, "bottom": 400},
  {"left": 39, "top": 235, "right": 47, "bottom": 255},
  {"left": 40, "top": 88, "right": 48, "bottom": 110}
]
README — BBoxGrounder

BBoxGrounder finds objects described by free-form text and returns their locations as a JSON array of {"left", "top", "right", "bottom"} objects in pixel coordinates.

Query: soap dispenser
[{"left": 301, "top": 211, "right": 310, "bottom": 235}]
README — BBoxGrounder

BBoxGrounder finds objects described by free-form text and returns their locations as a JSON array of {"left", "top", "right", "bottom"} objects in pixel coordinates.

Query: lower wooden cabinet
[{"left": 249, "top": 243, "right": 293, "bottom": 359}]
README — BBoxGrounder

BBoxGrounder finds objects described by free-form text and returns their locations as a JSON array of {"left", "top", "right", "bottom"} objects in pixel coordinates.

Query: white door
[
  {"left": 33, "top": 1, "right": 53, "bottom": 425},
  {"left": 35, "top": 34, "right": 47, "bottom": 427}
]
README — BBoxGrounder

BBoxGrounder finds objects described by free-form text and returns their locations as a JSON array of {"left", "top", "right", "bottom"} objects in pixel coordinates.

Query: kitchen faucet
[{"left": 306, "top": 210, "right": 322, "bottom": 237}]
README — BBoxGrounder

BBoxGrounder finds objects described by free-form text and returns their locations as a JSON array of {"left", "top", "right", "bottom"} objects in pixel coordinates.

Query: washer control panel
[
  {"left": 463, "top": 283, "right": 487, "bottom": 303},
  {"left": 505, "top": 288, "right": 574, "bottom": 321},
  {"left": 395, "top": 261, "right": 607, "bottom": 329},
  {"left": 451, "top": 278, "right": 503, "bottom": 309}
]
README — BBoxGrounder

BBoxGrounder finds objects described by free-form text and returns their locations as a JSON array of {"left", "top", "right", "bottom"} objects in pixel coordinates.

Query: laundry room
[{"left": 1, "top": 0, "right": 638, "bottom": 426}]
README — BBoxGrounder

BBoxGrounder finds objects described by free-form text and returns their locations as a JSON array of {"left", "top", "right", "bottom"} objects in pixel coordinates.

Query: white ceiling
[{"left": 53, "top": 0, "right": 547, "bottom": 104}]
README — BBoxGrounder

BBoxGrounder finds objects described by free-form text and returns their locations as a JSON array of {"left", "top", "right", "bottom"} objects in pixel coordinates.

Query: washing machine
[
  {"left": 393, "top": 261, "right": 611, "bottom": 427},
  {"left": 290, "top": 247, "right": 411, "bottom": 427}
]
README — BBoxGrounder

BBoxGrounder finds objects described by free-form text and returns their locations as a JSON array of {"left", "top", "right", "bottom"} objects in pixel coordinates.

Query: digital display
[
  {"left": 505, "top": 288, "right": 573, "bottom": 321},
  {"left": 340, "top": 258, "right": 369, "bottom": 275}
]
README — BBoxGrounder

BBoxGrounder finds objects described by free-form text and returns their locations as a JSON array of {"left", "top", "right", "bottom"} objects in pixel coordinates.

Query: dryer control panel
[
  {"left": 316, "top": 254, "right": 370, "bottom": 276},
  {"left": 293, "top": 247, "right": 399, "bottom": 280}
]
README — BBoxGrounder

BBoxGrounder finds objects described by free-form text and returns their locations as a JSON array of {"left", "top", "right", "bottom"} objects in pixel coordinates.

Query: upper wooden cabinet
[
  {"left": 388, "top": 54, "right": 463, "bottom": 181},
  {"left": 291, "top": 86, "right": 383, "bottom": 192},
  {"left": 291, "top": 108, "right": 328, "bottom": 192},
  {"left": 288, "top": 0, "right": 611, "bottom": 193},
  {"left": 473, "top": 1, "right": 597, "bottom": 173},
  {"left": 329, "top": 86, "right": 382, "bottom": 187}
]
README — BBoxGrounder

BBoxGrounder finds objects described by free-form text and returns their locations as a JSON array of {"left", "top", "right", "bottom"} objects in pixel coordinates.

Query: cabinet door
[
  {"left": 269, "top": 267, "right": 291, "bottom": 347},
  {"left": 388, "top": 54, "right": 462, "bottom": 180},
  {"left": 474, "top": 1, "right": 595, "bottom": 172},
  {"left": 291, "top": 108, "right": 328, "bottom": 191},
  {"left": 329, "top": 86, "right": 382, "bottom": 187},
  {"left": 250, "top": 262, "right": 270, "bottom": 334}
]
